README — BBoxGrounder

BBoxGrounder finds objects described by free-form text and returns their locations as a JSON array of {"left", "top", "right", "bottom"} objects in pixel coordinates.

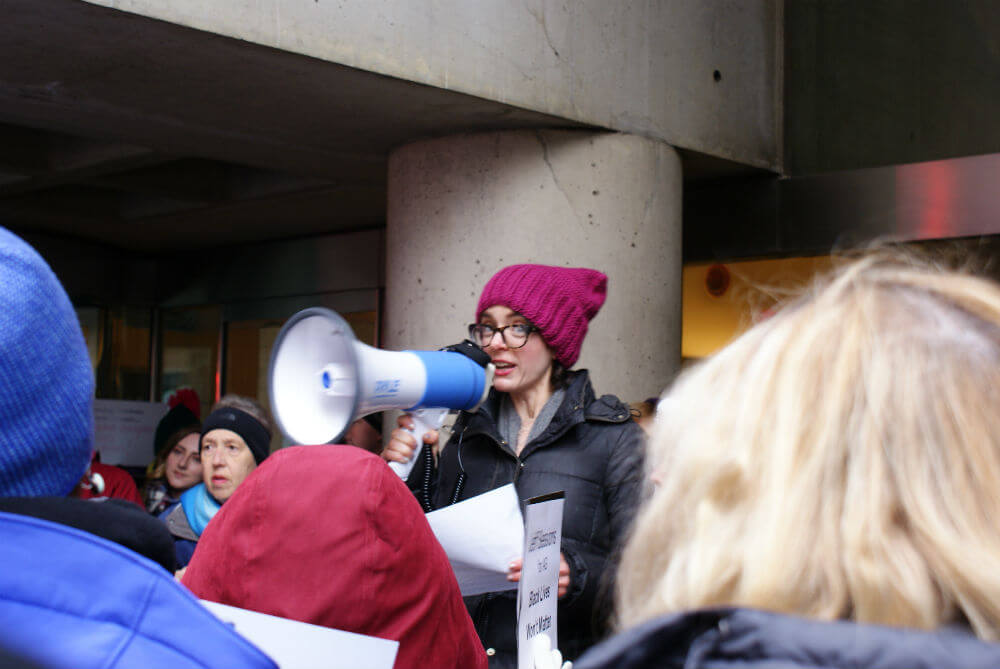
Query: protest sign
[
  {"left": 516, "top": 491, "right": 565, "bottom": 669},
  {"left": 93, "top": 399, "right": 168, "bottom": 466}
]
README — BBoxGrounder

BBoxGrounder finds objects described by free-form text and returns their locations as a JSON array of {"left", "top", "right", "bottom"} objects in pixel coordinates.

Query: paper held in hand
[
  {"left": 516, "top": 491, "right": 565, "bottom": 669},
  {"left": 425, "top": 483, "right": 525, "bottom": 596},
  {"left": 201, "top": 600, "right": 398, "bottom": 669}
]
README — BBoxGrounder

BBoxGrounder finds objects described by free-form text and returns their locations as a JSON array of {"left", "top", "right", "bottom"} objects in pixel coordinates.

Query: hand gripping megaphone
[{"left": 268, "top": 307, "right": 493, "bottom": 479}]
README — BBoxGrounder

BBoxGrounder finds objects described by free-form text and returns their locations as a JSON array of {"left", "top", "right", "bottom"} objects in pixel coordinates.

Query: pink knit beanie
[{"left": 476, "top": 264, "right": 607, "bottom": 367}]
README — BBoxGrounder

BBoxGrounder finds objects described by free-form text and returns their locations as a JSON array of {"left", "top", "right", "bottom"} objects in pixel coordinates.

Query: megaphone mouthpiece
[{"left": 319, "top": 364, "right": 355, "bottom": 395}]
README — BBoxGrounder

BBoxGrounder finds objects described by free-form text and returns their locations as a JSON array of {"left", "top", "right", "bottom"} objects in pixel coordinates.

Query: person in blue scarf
[{"left": 160, "top": 395, "right": 273, "bottom": 569}]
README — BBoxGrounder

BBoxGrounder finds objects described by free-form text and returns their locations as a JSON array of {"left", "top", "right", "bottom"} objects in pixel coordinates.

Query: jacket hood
[
  {"left": 182, "top": 445, "right": 486, "bottom": 669},
  {"left": 0, "top": 511, "right": 274, "bottom": 669},
  {"left": 574, "top": 608, "right": 1000, "bottom": 669}
]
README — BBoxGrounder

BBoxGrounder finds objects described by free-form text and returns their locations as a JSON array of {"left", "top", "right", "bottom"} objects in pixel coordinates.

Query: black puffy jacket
[
  {"left": 409, "top": 370, "right": 645, "bottom": 667},
  {"left": 574, "top": 607, "right": 1000, "bottom": 669}
]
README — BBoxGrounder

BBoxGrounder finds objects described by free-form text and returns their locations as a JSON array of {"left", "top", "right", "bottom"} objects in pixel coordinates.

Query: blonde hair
[{"left": 617, "top": 253, "right": 1000, "bottom": 640}]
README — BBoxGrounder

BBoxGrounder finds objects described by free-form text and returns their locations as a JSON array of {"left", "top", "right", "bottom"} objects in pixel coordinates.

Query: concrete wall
[
  {"left": 385, "top": 130, "right": 682, "bottom": 401},
  {"left": 19, "top": 231, "right": 157, "bottom": 306},
  {"left": 158, "top": 229, "right": 384, "bottom": 307},
  {"left": 84, "top": 0, "right": 782, "bottom": 170},
  {"left": 20, "top": 228, "right": 384, "bottom": 311},
  {"left": 786, "top": 1, "right": 1000, "bottom": 174}
]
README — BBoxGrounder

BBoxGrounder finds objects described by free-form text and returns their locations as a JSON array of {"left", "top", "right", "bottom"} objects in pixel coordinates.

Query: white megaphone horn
[{"left": 268, "top": 307, "right": 493, "bottom": 479}]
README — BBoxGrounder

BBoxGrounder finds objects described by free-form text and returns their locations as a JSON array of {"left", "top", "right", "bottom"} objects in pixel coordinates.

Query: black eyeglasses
[{"left": 467, "top": 323, "right": 539, "bottom": 349}]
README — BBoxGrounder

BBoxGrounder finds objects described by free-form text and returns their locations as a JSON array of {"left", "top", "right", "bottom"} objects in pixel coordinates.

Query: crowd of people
[
  {"left": 3, "top": 222, "right": 1000, "bottom": 669},
  {"left": 0, "top": 227, "right": 275, "bottom": 668}
]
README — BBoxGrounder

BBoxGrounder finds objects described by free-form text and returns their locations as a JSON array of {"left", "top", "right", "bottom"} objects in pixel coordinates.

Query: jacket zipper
[{"left": 495, "top": 436, "right": 527, "bottom": 485}]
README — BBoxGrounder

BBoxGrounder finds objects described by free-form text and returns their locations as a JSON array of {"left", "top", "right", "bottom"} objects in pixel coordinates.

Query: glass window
[
  {"left": 76, "top": 305, "right": 152, "bottom": 400},
  {"left": 158, "top": 305, "right": 221, "bottom": 418}
]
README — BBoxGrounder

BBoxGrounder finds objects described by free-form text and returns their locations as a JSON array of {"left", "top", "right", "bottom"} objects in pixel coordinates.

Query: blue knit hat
[{"left": 0, "top": 228, "right": 94, "bottom": 497}]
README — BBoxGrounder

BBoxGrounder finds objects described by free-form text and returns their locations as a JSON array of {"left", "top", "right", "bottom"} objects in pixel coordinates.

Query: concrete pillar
[{"left": 385, "top": 129, "right": 681, "bottom": 403}]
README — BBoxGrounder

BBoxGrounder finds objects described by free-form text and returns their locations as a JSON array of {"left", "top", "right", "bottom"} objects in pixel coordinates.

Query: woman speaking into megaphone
[{"left": 381, "top": 263, "right": 645, "bottom": 668}]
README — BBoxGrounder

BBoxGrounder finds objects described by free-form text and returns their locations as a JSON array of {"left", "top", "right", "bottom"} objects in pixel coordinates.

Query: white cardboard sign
[
  {"left": 516, "top": 491, "right": 565, "bottom": 669},
  {"left": 201, "top": 600, "right": 398, "bottom": 669}
]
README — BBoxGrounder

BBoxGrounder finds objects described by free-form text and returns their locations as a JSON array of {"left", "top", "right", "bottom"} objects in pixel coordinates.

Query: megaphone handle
[{"left": 388, "top": 408, "right": 449, "bottom": 480}]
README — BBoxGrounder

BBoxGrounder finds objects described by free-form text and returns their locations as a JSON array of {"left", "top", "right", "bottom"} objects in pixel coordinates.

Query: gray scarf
[{"left": 498, "top": 388, "right": 566, "bottom": 454}]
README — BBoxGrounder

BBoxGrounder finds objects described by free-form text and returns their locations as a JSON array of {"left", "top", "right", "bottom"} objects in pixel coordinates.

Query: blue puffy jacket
[{"left": 0, "top": 511, "right": 277, "bottom": 669}]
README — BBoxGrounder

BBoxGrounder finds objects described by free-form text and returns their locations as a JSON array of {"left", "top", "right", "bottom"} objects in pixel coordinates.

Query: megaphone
[{"left": 268, "top": 307, "right": 493, "bottom": 478}]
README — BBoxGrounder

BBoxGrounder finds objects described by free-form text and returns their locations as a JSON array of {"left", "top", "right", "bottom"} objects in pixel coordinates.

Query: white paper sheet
[
  {"left": 93, "top": 399, "right": 168, "bottom": 466},
  {"left": 201, "top": 600, "right": 398, "bottom": 669},
  {"left": 426, "top": 483, "right": 525, "bottom": 596}
]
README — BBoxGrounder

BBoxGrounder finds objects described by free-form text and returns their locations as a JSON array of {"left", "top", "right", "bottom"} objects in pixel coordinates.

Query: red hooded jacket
[
  {"left": 183, "top": 445, "right": 486, "bottom": 669},
  {"left": 76, "top": 458, "right": 144, "bottom": 508}
]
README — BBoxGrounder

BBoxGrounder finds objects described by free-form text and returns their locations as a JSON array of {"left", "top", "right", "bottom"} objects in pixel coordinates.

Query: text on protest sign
[{"left": 517, "top": 491, "right": 565, "bottom": 669}]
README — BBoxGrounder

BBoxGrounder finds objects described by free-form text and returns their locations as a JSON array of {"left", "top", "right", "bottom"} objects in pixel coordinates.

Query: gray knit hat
[{"left": 0, "top": 228, "right": 94, "bottom": 497}]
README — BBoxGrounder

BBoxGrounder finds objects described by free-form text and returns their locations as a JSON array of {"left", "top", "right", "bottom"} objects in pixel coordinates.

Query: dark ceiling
[
  {"left": 0, "top": 0, "right": 759, "bottom": 255},
  {"left": 0, "top": 121, "right": 389, "bottom": 251},
  {"left": 0, "top": 0, "right": 587, "bottom": 252}
]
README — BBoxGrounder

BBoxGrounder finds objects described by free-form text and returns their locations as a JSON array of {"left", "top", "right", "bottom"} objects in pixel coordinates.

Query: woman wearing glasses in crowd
[{"left": 382, "top": 263, "right": 645, "bottom": 668}]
